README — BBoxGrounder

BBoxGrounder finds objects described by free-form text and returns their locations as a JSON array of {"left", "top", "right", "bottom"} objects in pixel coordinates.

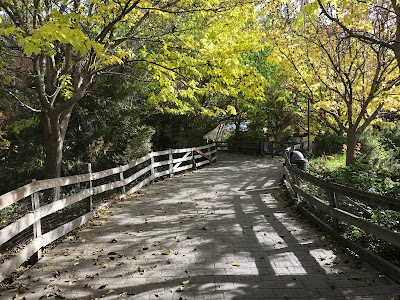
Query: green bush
[
  {"left": 64, "top": 105, "right": 155, "bottom": 174},
  {"left": 308, "top": 122, "right": 400, "bottom": 265},
  {"left": 358, "top": 126, "right": 397, "bottom": 171},
  {"left": 147, "top": 114, "right": 218, "bottom": 150},
  {"left": 329, "top": 163, "right": 399, "bottom": 198},
  {"left": 310, "top": 122, "right": 400, "bottom": 193},
  {"left": 313, "top": 130, "right": 346, "bottom": 156},
  {"left": 0, "top": 113, "right": 45, "bottom": 195}
]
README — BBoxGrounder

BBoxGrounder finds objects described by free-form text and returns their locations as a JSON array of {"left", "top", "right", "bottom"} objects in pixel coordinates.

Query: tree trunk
[
  {"left": 345, "top": 130, "right": 359, "bottom": 166},
  {"left": 42, "top": 106, "right": 74, "bottom": 179}
]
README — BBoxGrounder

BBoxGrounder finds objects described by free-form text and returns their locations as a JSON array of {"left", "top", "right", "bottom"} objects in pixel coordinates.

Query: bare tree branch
[{"left": 6, "top": 90, "right": 42, "bottom": 113}]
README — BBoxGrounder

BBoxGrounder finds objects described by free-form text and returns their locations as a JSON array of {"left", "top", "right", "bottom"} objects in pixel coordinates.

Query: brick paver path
[{"left": 1, "top": 153, "right": 399, "bottom": 300}]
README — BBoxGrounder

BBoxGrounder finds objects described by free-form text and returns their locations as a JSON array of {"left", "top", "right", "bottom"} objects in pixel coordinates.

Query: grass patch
[{"left": 309, "top": 153, "right": 345, "bottom": 172}]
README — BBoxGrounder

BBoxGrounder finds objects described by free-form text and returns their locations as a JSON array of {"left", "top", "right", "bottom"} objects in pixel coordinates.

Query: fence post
[
  {"left": 271, "top": 142, "right": 275, "bottom": 158},
  {"left": 192, "top": 149, "right": 196, "bottom": 170},
  {"left": 284, "top": 152, "right": 298, "bottom": 199},
  {"left": 119, "top": 170, "right": 126, "bottom": 195},
  {"left": 86, "top": 163, "right": 93, "bottom": 213},
  {"left": 169, "top": 149, "right": 174, "bottom": 177},
  {"left": 327, "top": 190, "right": 341, "bottom": 232},
  {"left": 30, "top": 179, "right": 42, "bottom": 264},
  {"left": 213, "top": 142, "right": 217, "bottom": 161},
  {"left": 290, "top": 163, "right": 299, "bottom": 199},
  {"left": 150, "top": 153, "right": 155, "bottom": 182}
]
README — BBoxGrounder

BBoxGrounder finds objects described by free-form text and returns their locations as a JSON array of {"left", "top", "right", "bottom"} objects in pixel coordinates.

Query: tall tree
[
  {"left": 272, "top": 10, "right": 400, "bottom": 164},
  {"left": 0, "top": 0, "right": 263, "bottom": 178}
]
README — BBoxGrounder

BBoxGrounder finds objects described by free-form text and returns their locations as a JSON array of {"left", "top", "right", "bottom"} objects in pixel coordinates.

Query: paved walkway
[{"left": 1, "top": 153, "right": 399, "bottom": 300}]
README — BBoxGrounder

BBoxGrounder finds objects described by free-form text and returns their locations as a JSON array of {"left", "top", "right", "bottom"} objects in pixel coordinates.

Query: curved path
[{"left": 1, "top": 153, "right": 399, "bottom": 300}]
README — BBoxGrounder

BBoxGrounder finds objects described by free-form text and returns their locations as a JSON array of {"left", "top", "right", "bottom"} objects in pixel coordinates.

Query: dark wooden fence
[
  {"left": 283, "top": 151, "right": 400, "bottom": 280},
  {"left": 0, "top": 144, "right": 217, "bottom": 282},
  {"left": 217, "top": 140, "right": 306, "bottom": 156}
]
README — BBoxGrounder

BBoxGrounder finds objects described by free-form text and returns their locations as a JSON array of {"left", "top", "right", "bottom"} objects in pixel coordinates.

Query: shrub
[
  {"left": 358, "top": 126, "right": 397, "bottom": 171},
  {"left": 380, "top": 121, "right": 400, "bottom": 159},
  {"left": 313, "top": 130, "right": 346, "bottom": 156}
]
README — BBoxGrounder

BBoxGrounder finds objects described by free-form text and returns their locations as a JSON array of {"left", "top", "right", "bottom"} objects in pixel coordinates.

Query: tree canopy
[
  {"left": 267, "top": 1, "right": 400, "bottom": 164},
  {"left": 1, "top": 0, "right": 400, "bottom": 186},
  {"left": 0, "top": 0, "right": 265, "bottom": 178}
]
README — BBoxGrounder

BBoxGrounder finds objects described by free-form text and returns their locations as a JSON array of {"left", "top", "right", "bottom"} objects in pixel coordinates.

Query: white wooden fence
[{"left": 0, "top": 143, "right": 217, "bottom": 282}]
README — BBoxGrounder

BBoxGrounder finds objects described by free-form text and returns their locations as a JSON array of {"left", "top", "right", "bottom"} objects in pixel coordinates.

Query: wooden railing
[
  {"left": 0, "top": 143, "right": 217, "bottom": 282},
  {"left": 283, "top": 151, "right": 400, "bottom": 280}
]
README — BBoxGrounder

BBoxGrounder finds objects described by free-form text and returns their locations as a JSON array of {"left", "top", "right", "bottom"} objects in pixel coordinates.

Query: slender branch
[
  {"left": 6, "top": 91, "right": 41, "bottom": 112},
  {"left": 278, "top": 49, "right": 314, "bottom": 102},
  {"left": 317, "top": 0, "right": 393, "bottom": 49},
  {"left": 95, "top": 0, "right": 141, "bottom": 43},
  {"left": 319, "top": 107, "right": 346, "bottom": 132},
  {"left": 357, "top": 101, "right": 385, "bottom": 135}
]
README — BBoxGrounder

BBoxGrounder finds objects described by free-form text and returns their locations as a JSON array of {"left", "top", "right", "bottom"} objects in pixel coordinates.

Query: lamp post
[{"left": 307, "top": 97, "right": 311, "bottom": 154}]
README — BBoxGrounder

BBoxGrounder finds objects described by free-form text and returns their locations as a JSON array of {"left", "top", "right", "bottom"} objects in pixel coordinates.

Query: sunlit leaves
[
  {"left": 140, "top": 2, "right": 265, "bottom": 115},
  {"left": 59, "top": 75, "right": 74, "bottom": 100},
  {"left": 0, "top": 0, "right": 268, "bottom": 178},
  {"left": 1, "top": 0, "right": 266, "bottom": 115},
  {"left": 226, "top": 105, "right": 237, "bottom": 115}
]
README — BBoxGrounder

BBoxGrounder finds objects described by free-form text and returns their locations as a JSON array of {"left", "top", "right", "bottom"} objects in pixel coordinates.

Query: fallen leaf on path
[{"left": 334, "top": 269, "right": 343, "bottom": 275}]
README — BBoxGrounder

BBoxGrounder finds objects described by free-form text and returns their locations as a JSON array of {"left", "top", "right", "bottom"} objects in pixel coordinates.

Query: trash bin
[{"left": 290, "top": 150, "right": 308, "bottom": 171}]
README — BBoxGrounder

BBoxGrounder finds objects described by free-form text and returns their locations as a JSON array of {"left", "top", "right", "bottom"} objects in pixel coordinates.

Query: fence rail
[
  {"left": 0, "top": 143, "right": 217, "bottom": 282},
  {"left": 283, "top": 151, "right": 400, "bottom": 281}
]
